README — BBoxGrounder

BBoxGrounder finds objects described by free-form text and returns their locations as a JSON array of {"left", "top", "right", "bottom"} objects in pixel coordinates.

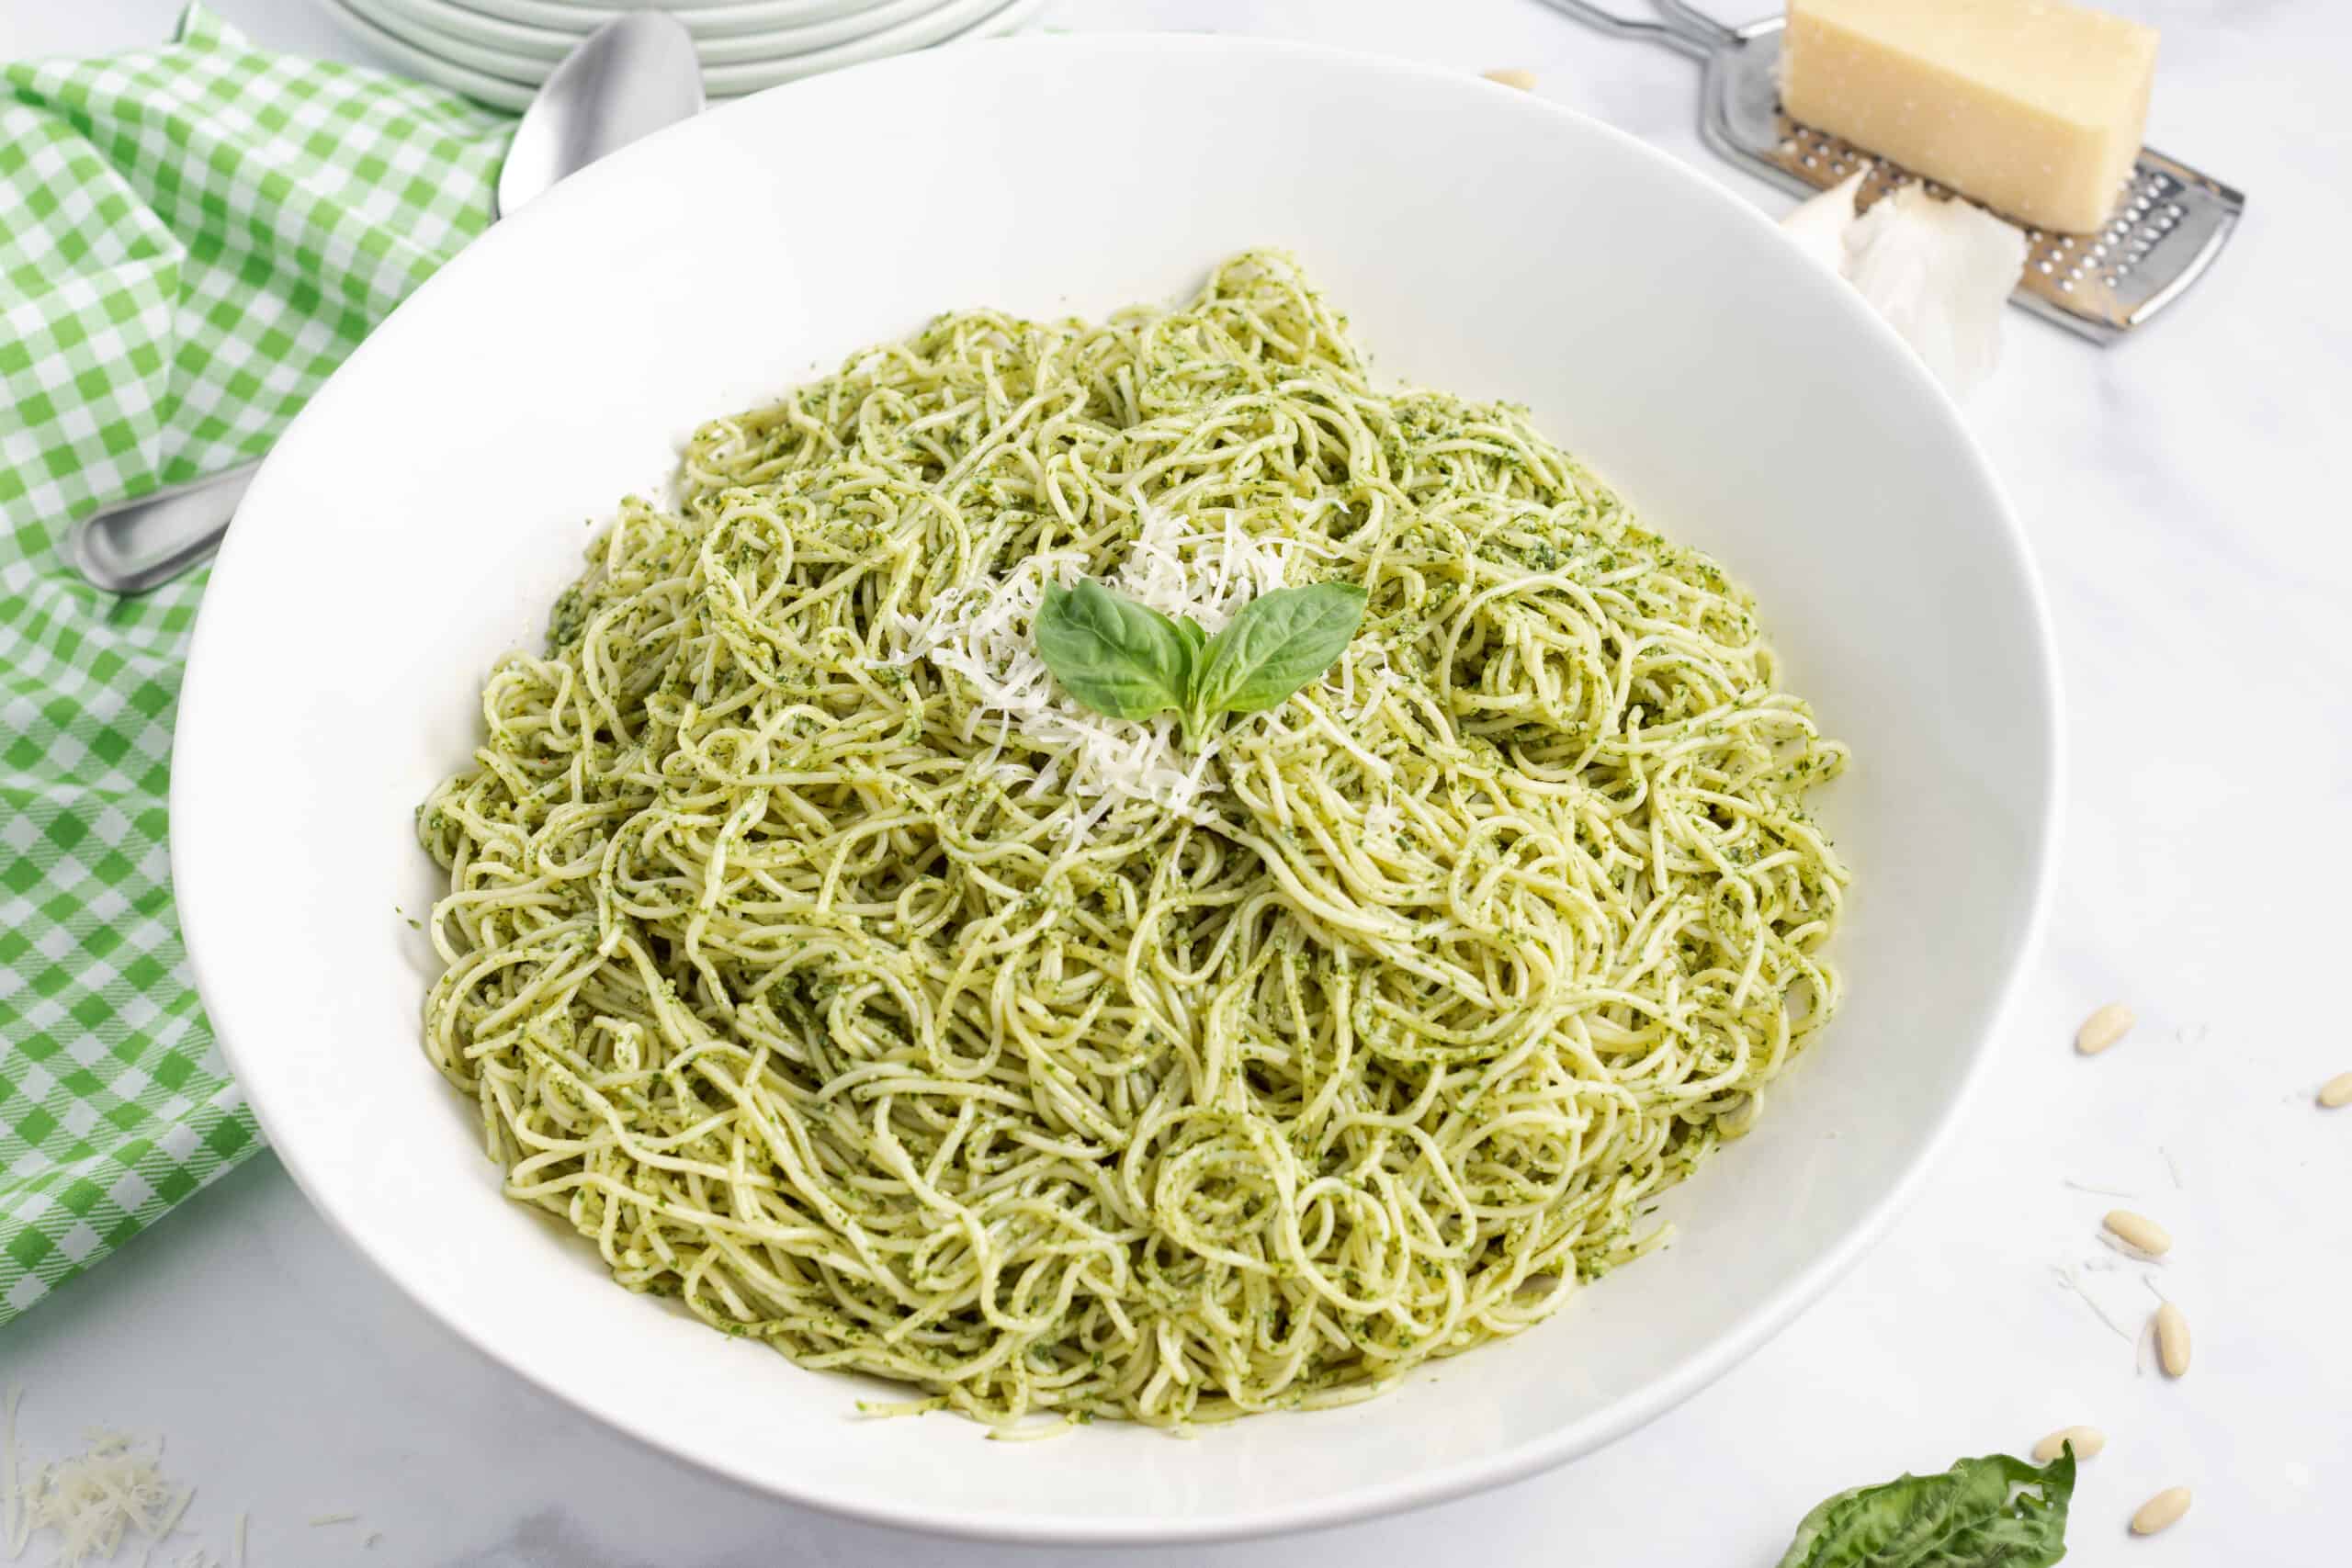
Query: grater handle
[{"left": 1532, "top": 0, "right": 1735, "bottom": 62}]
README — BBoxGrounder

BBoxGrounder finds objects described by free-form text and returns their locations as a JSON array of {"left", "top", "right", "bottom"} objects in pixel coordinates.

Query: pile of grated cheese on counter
[{"left": 3, "top": 1391, "right": 248, "bottom": 1568}]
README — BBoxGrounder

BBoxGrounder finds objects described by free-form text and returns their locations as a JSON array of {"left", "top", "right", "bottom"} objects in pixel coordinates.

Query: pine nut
[
  {"left": 2031, "top": 1425, "right": 2104, "bottom": 1462},
  {"left": 2154, "top": 1302, "right": 2190, "bottom": 1377},
  {"left": 2075, "top": 1002, "right": 2135, "bottom": 1055},
  {"left": 2104, "top": 1210, "right": 2172, "bottom": 1256},
  {"left": 1482, "top": 68, "right": 1538, "bottom": 90},
  {"left": 2319, "top": 1070, "right": 2352, "bottom": 1109},
  {"left": 2131, "top": 1485, "right": 2190, "bottom": 1535}
]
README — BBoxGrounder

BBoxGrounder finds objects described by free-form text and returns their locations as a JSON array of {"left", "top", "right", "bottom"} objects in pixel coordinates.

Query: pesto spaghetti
[{"left": 417, "top": 252, "right": 1849, "bottom": 1429}]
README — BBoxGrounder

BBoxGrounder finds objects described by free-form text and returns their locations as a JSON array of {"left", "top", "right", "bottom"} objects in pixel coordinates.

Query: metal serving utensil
[
  {"left": 1536, "top": 0, "right": 2245, "bottom": 344},
  {"left": 68, "top": 13, "right": 706, "bottom": 596}
]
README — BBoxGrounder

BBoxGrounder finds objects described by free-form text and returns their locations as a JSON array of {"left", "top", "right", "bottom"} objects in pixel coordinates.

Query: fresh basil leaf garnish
[
  {"left": 1189, "top": 582, "right": 1368, "bottom": 721},
  {"left": 1033, "top": 579, "right": 1197, "bottom": 723},
  {"left": 1776, "top": 1447, "right": 2075, "bottom": 1568},
  {"left": 1035, "top": 577, "right": 1364, "bottom": 739}
]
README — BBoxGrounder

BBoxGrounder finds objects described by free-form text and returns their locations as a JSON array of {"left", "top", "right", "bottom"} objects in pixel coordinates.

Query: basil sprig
[
  {"left": 1035, "top": 578, "right": 1366, "bottom": 738},
  {"left": 1777, "top": 1447, "right": 2075, "bottom": 1568},
  {"left": 1031, "top": 579, "right": 1197, "bottom": 723}
]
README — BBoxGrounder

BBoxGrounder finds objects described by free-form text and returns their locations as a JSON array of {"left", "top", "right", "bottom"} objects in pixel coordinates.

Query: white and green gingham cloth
[{"left": 0, "top": 4, "right": 510, "bottom": 1321}]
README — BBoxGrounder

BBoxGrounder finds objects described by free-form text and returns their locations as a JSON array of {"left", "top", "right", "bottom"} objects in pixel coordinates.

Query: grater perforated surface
[
  {"left": 1699, "top": 20, "right": 2244, "bottom": 342},
  {"left": 1538, "top": 1, "right": 2245, "bottom": 343}
]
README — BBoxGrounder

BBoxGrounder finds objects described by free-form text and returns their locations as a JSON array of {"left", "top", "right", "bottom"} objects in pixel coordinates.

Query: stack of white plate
[{"left": 328, "top": 0, "right": 1048, "bottom": 110}]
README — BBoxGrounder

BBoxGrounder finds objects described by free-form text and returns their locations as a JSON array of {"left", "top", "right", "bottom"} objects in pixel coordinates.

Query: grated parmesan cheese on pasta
[{"left": 884, "top": 505, "right": 1314, "bottom": 820}]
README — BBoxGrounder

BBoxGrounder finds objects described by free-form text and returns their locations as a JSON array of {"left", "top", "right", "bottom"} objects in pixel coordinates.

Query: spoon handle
[{"left": 68, "top": 462, "right": 257, "bottom": 595}]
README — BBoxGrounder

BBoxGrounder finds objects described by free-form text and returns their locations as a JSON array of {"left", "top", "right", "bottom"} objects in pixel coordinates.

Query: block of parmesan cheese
[{"left": 1781, "top": 0, "right": 2159, "bottom": 234}]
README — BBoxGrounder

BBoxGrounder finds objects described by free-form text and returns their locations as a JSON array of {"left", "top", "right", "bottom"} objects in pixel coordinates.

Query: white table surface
[{"left": 3, "top": 1, "right": 2347, "bottom": 1563}]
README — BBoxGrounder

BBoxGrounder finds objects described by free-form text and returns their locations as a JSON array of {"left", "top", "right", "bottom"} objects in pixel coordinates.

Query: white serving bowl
[
  {"left": 507, "top": 0, "right": 880, "bottom": 17},
  {"left": 174, "top": 36, "right": 2060, "bottom": 1544},
  {"left": 364, "top": 0, "right": 948, "bottom": 63},
  {"left": 452, "top": 0, "right": 901, "bottom": 43},
  {"left": 460, "top": 0, "right": 895, "bottom": 33},
  {"left": 447, "top": 0, "right": 907, "bottom": 42},
  {"left": 330, "top": 0, "right": 1037, "bottom": 107}
]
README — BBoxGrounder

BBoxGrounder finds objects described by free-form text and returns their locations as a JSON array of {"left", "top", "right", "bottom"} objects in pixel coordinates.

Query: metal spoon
[{"left": 67, "top": 14, "right": 705, "bottom": 596}]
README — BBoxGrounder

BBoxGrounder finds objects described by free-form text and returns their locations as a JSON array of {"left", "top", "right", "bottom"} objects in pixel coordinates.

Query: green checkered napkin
[{"left": 0, "top": 3, "right": 509, "bottom": 1321}]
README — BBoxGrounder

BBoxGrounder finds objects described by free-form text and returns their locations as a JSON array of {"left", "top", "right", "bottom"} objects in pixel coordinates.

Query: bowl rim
[
  {"left": 345, "top": 0, "right": 954, "bottom": 64},
  {"left": 172, "top": 29, "right": 2065, "bottom": 1545}
]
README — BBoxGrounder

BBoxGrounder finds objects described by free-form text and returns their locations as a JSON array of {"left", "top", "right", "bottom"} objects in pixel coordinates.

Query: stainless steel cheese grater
[{"left": 1537, "top": 0, "right": 2245, "bottom": 343}]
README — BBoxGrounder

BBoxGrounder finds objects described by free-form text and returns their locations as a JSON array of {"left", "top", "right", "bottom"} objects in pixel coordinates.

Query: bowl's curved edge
[{"left": 171, "top": 29, "right": 2067, "bottom": 1546}]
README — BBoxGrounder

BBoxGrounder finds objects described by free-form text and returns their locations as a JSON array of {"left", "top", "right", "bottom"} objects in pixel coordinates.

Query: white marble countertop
[{"left": 4, "top": 1, "right": 2347, "bottom": 1563}]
